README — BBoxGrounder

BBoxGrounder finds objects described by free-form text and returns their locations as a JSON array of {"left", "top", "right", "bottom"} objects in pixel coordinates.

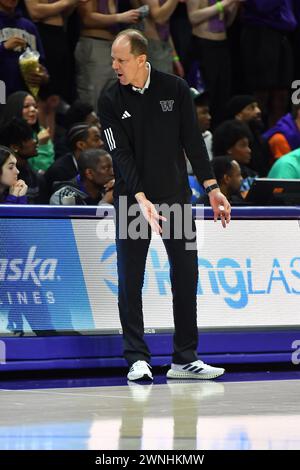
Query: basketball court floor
[{"left": 0, "top": 369, "right": 300, "bottom": 450}]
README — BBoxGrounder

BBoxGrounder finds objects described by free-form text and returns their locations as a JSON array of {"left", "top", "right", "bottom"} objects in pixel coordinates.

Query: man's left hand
[{"left": 208, "top": 190, "right": 231, "bottom": 228}]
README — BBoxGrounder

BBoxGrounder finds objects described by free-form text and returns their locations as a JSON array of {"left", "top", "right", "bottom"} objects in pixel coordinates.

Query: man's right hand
[
  {"left": 4, "top": 37, "right": 26, "bottom": 51},
  {"left": 135, "top": 193, "right": 167, "bottom": 235},
  {"left": 117, "top": 9, "right": 140, "bottom": 24}
]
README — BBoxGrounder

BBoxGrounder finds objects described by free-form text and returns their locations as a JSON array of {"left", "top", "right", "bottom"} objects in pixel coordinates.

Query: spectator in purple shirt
[
  {"left": 0, "top": 0, "right": 48, "bottom": 97},
  {"left": 241, "top": 0, "right": 297, "bottom": 127},
  {"left": 0, "top": 144, "right": 28, "bottom": 203}
]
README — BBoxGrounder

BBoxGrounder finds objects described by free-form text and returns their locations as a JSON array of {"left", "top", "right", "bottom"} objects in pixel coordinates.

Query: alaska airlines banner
[
  {"left": 0, "top": 217, "right": 300, "bottom": 335},
  {"left": 0, "top": 219, "right": 94, "bottom": 335}
]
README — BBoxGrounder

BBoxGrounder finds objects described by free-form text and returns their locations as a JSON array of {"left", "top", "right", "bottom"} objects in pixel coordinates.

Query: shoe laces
[{"left": 131, "top": 360, "right": 152, "bottom": 370}]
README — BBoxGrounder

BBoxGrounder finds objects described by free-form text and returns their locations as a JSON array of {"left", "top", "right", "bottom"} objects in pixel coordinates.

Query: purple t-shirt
[
  {"left": 2, "top": 194, "right": 27, "bottom": 204},
  {"left": 243, "top": 0, "right": 297, "bottom": 32},
  {"left": 155, "top": 0, "right": 170, "bottom": 42},
  {"left": 0, "top": 10, "right": 46, "bottom": 97},
  {"left": 208, "top": 0, "right": 225, "bottom": 34},
  {"left": 97, "top": 0, "right": 120, "bottom": 35}
]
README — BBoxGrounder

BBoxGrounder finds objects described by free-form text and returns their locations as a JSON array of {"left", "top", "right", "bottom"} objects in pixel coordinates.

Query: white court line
[{"left": 0, "top": 388, "right": 143, "bottom": 400}]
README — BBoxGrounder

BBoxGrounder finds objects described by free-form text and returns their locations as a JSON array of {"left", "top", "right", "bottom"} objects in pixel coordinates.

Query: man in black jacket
[{"left": 99, "top": 29, "right": 231, "bottom": 382}]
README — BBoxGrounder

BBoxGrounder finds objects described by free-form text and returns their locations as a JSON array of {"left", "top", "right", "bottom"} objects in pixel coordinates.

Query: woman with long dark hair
[
  {"left": 0, "top": 91, "right": 55, "bottom": 172},
  {"left": 0, "top": 145, "right": 28, "bottom": 204}
]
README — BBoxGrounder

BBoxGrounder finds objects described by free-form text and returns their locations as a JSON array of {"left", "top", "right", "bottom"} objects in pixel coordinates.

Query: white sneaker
[
  {"left": 166, "top": 360, "right": 225, "bottom": 380},
  {"left": 127, "top": 360, "right": 153, "bottom": 382}
]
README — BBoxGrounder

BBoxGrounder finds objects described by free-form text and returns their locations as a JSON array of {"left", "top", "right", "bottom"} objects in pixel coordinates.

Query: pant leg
[
  {"left": 75, "top": 37, "right": 116, "bottom": 110},
  {"left": 147, "top": 39, "right": 173, "bottom": 74},
  {"left": 192, "top": 36, "right": 231, "bottom": 126},
  {"left": 161, "top": 203, "right": 199, "bottom": 364},
  {"left": 115, "top": 197, "right": 152, "bottom": 366}
]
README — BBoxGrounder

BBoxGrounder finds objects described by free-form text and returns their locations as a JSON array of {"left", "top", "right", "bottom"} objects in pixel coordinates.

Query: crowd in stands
[{"left": 1, "top": 0, "right": 300, "bottom": 206}]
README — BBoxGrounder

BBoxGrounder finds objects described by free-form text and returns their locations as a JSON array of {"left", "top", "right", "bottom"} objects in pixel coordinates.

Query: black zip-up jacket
[{"left": 99, "top": 68, "right": 214, "bottom": 201}]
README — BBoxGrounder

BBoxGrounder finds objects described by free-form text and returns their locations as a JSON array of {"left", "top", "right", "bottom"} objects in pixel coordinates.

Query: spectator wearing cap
[
  {"left": 263, "top": 105, "right": 300, "bottom": 163},
  {"left": 226, "top": 94, "right": 271, "bottom": 176},
  {"left": 212, "top": 119, "right": 258, "bottom": 194},
  {"left": 44, "top": 123, "right": 103, "bottom": 199},
  {"left": 197, "top": 156, "right": 244, "bottom": 205}
]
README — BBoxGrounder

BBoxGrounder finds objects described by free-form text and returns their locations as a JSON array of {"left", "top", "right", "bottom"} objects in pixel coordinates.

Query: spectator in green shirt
[{"left": 267, "top": 148, "right": 300, "bottom": 179}]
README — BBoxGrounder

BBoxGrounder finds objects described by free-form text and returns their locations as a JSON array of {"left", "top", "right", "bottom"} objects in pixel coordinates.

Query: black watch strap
[{"left": 205, "top": 183, "right": 219, "bottom": 194}]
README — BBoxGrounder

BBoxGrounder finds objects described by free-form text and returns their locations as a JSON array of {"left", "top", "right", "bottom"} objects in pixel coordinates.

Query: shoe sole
[
  {"left": 127, "top": 374, "right": 153, "bottom": 382},
  {"left": 166, "top": 368, "right": 225, "bottom": 380}
]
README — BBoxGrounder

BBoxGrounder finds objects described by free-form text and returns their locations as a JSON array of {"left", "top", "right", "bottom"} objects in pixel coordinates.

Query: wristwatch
[{"left": 205, "top": 183, "right": 219, "bottom": 194}]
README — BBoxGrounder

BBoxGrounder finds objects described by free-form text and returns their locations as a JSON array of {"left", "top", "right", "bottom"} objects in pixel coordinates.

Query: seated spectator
[
  {"left": 212, "top": 119, "right": 258, "bottom": 193},
  {"left": 263, "top": 105, "right": 300, "bottom": 163},
  {"left": 0, "top": 91, "right": 55, "bottom": 172},
  {"left": 0, "top": 144, "right": 28, "bottom": 203},
  {"left": 50, "top": 149, "right": 114, "bottom": 205},
  {"left": 225, "top": 94, "right": 270, "bottom": 176},
  {"left": 267, "top": 148, "right": 300, "bottom": 179},
  {"left": 190, "top": 87, "right": 212, "bottom": 160},
  {"left": 55, "top": 100, "right": 102, "bottom": 159},
  {"left": 0, "top": 117, "right": 47, "bottom": 203},
  {"left": 197, "top": 156, "right": 244, "bottom": 205},
  {"left": 0, "top": 0, "right": 48, "bottom": 97},
  {"left": 44, "top": 123, "right": 103, "bottom": 197}
]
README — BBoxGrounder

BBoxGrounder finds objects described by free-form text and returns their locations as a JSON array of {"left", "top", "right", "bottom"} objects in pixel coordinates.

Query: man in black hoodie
[
  {"left": 99, "top": 29, "right": 230, "bottom": 382},
  {"left": 225, "top": 95, "right": 271, "bottom": 176}
]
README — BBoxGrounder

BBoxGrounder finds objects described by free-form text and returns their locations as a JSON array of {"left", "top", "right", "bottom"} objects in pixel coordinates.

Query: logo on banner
[
  {"left": 0, "top": 246, "right": 60, "bottom": 306},
  {"left": 100, "top": 247, "right": 300, "bottom": 310}
]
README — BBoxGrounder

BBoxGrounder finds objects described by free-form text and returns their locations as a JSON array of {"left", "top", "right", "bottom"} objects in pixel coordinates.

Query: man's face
[
  {"left": 89, "top": 154, "right": 114, "bottom": 187},
  {"left": 225, "top": 160, "right": 243, "bottom": 194},
  {"left": 111, "top": 38, "right": 146, "bottom": 86},
  {"left": 228, "top": 137, "right": 251, "bottom": 165},
  {"left": 238, "top": 102, "right": 261, "bottom": 123},
  {"left": 84, "top": 126, "right": 103, "bottom": 149},
  {"left": 196, "top": 105, "right": 211, "bottom": 132},
  {"left": 1, "top": 154, "right": 19, "bottom": 187}
]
